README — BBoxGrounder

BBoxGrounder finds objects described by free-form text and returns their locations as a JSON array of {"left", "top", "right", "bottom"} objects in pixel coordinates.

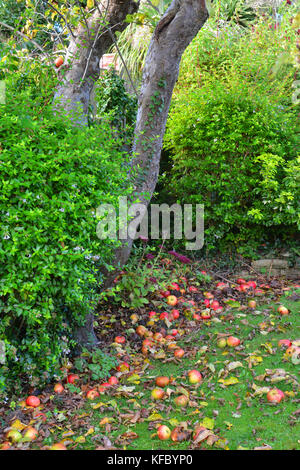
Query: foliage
[
  {"left": 73, "top": 348, "right": 118, "bottom": 382},
  {"left": 92, "top": 68, "right": 137, "bottom": 139},
  {"left": 0, "top": 64, "right": 132, "bottom": 393},
  {"left": 163, "top": 10, "right": 299, "bottom": 254},
  {"left": 100, "top": 244, "right": 168, "bottom": 309}
]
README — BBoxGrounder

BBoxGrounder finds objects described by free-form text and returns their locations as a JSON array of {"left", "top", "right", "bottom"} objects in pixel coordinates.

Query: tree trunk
[
  {"left": 53, "top": 0, "right": 139, "bottom": 126},
  {"left": 54, "top": 0, "right": 209, "bottom": 348},
  {"left": 116, "top": 0, "right": 209, "bottom": 265}
]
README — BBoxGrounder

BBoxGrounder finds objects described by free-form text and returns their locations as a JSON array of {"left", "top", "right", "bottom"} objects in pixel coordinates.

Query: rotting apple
[
  {"left": 54, "top": 383, "right": 64, "bottom": 394},
  {"left": 5, "top": 430, "right": 22, "bottom": 443},
  {"left": 86, "top": 389, "right": 100, "bottom": 400}
]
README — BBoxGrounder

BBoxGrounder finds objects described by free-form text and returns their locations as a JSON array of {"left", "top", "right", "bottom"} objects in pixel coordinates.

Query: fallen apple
[
  {"left": 54, "top": 383, "right": 64, "bottom": 394},
  {"left": 6, "top": 430, "right": 22, "bottom": 443},
  {"left": 227, "top": 336, "right": 240, "bottom": 347},
  {"left": 248, "top": 300, "right": 257, "bottom": 309},
  {"left": 151, "top": 388, "right": 165, "bottom": 400},
  {"left": 155, "top": 376, "right": 170, "bottom": 388},
  {"left": 23, "top": 426, "right": 38, "bottom": 442},
  {"left": 25, "top": 395, "right": 40, "bottom": 407},
  {"left": 267, "top": 388, "right": 284, "bottom": 404},
  {"left": 136, "top": 325, "right": 147, "bottom": 337},
  {"left": 187, "top": 369, "right": 202, "bottom": 384},
  {"left": 167, "top": 295, "right": 178, "bottom": 306},
  {"left": 67, "top": 374, "right": 79, "bottom": 384},
  {"left": 171, "top": 309, "right": 180, "bottom": 319},
  {"left": 217, "top": 338, "right": 227, "bottom": 348},
  {"left": 86, "top": 389, "right": 100, "bottom": 400},
  {"left": 174, "top": 395, "right": 189, "bottom": 407},
  {"left": 277, "top": 305, "right": 289, "bottom": 316},
  {"left": 115, "top": 336, "right": 126, "bottom": 344},
  {"left": 157, "top": 425, "right": 171, "bottom": 440},
  {"left": 108, "top": 376, "right": 118, "bottom": 385},
  {"left": 174, "top": 348, "right": 185, "bottom": 358},
  {"left": 50, "top": 443, "right": 67, "bottom": 450}
]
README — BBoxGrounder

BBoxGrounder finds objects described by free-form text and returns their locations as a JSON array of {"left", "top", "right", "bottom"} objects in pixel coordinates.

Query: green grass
[{"left": 38, "top": 294, "right": 300, "bottom": 451}]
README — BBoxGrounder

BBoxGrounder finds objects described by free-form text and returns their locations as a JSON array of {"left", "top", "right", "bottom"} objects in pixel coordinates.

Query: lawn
[{"left": 1, "top": 258, "right": 299, "bottom": 451}]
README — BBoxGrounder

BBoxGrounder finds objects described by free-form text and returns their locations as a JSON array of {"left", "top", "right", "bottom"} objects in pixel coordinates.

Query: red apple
[
  {"left": 157, "top": 425, "right": 171, "bottom": 440},
  {"left": 54, "top": 56, "right": 64, "bottom": 68},
  {"left": 25, "top": 395, "right": 40, "bottom": 407},
  {"left": 248, "top": 300, "right": 257, "bottom": 309},
  {"left": 117, "top": 362, "right": 130, "bottom": 372},
  {"left": 160, "top": 312, "right": 169, "bottom": 320},
  {"left": 227, "top": 336, "right": 240, "bottom": 347},
  {"left": 86, "top": 389, "right": 100, "bottom": 400},
  {"left": 267, "top": 388, "right": 284, "bottom": 404},
  {"left": 108, "top": 376, "right": 118, "bottom": 385},
  {"left": 187, "top": 369, "right": 202, "bottom": 384},
  {"left": 115, "top": 336, "right": 126, "bottom": 344},
  {"left": 148, "top": 311, "right": 157, "bottom": 318},
  {"left": 211, "top": 300, "right": 220, "bottom": 311},
  {"left": 54, "top": 383, "right": 64, "bottom": 394},
  {"left": 277, "top": 305, "right": 289, "bottom": 316},
  {"left": 50, "top": 443, "right": 67, "bottom": 450},
  {"left": 174, "top": 395, "right": 189, "bottom": 407},
  {"left": 171, "top": 309, "right": 180, "bottom": 319},
  {"left": 174, "top": 348, "right": 185, "bottom": 358},
  {"left": 23, "top": 426, "right": 38, "bottom": 442},
  {"left": 201, "top": 310, "right": 211, "bottom": 320},
  {"left": 67, "top": 374, "right": 79, "bottom": 384},
  {"left": 278, "top": 339, "right": 292, "bottom": 348},
  {"left": 151, "top": 388, "right": 165, "bottom": 400},
  {"left": 98, "top": 382, "right": 110, "bottom": 393},
  {"left": 155, "top": 376, "right": 170, "bottom": 388}
]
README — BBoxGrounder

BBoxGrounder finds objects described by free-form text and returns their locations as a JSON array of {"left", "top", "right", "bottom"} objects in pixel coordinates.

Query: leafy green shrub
[
  {"left": 91, "top": 69, "right": 137, "bottom": 139},
  {"left": 73, "top": 348, "right": 118, "bottom": 382},
  {"left": 163, "top": 11, "right": 299, "bottom": 254},
  {"left": 0, "top": 76, "right": 131, "bottom": 393}
]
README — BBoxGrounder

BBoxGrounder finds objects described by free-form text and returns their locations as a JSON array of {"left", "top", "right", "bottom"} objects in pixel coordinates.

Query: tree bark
[
  {"left": 117, "top": 0, "right": 209, "bottom": 265},
  {"left": 53, "top": 0, "right": 139, "bottom": 125},
  {"left": 54, "top": 0, "right": 209, "bottom": 348}
]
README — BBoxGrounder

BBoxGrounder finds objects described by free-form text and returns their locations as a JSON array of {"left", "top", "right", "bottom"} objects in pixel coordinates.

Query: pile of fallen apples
[{"left": 1, "top": 273, "right": 299, "bottom": 450}]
